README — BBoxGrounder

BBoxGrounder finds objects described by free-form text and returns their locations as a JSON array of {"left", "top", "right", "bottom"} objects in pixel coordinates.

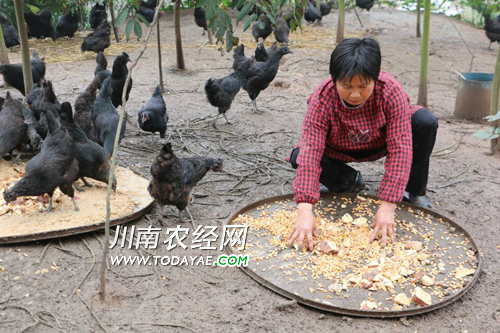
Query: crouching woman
[{"left": 288, "top": 37, "right": 438, "bottom": 250}]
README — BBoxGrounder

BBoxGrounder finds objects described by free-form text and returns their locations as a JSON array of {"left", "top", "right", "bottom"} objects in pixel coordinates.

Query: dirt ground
[{"left": 1, "top": 7, "right": 500, "bottom": 333}]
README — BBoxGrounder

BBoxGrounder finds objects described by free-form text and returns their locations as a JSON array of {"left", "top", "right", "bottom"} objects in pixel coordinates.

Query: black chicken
[
  {"left": 0, "top": 97, "right": 4, "bottom": 110},
  {"left": 356, "top": 0, "right": 375, "bottom": 11},
  {"left": 273, "top": 17, "right": 290, "bottom": 44},
  {"left": 252, "top": 15, "right": 273, "bottom": 42},
  {"left": 108, "top": 52, "right": 133, "bottom": 108},
  {"left": 309, "top": 0, "right": 334, "bottom": 16},
  {"left": 254, "top": 42, "right": 268, "bottom": 62},
  {"left": 81, "top": 20, "right": 111, "bottom": 53},
  {"left": 194, "top": 7, "right": 207, "bottom": 35},
  {"left": 89, "top": 3, "right": 107, "bottom": 30},
  {"left": 232, "top": 44, "right": 251, "bottom": 72},
  {"left": 56, "top": 12, "right": 79, "bottom": 39},
  {"left": 60, "top": 102, "right": 116, "bottom": 190},
  {"left": 20, "top": 102, "right": 42, "bottom": 151},
  {"left": 138, "top": 85, "right": 168, "bottom": 141},
  {"left": 94, "top": 52, "right": 111, "bottom": 89},
  {"left": 93, "top": 77, "right": 126, "bottom": 158},
  {"left": 139, "top": 0, "right": 157, "bottom": 23},
  {"left": 305, "top": 1, "right": 322, "bottom": 23},
  {"left": 0, "top": 51, "right": 46, "bottom": 96},
  {"left": 148, "top": 142, "right": 223, "bottom": 221},
  {"left": 3, "top": 108, "right": 79, "bottom": 212},
  {"left": 1, "top": 23, "right": 20, "bottom": 50},
  {"left": 484, "top": 14, "right": 500, "bottom": 50},
  {"left": 320, "top": 0, "right": 335, "bottom": 16},
  {"left": 0, "top": 92, "right": 28, "bottom": 160},
  {"left": 27, "top": 80, "right": 61, "bottom": 140},
  {"left": 205, "top": 59, "right": 252, "bottom": 127},
  {"left": 266, "top": 42, "right": 278, "bottom": 58},
  {"left": 74, "top": 76, "right": 99, "bottom": 142},
  {"left": 24, "top": 9, "right": 56, "bottom": 41},
  {"left": 243, "top": 46, "right": 292, "bottom": 113}
]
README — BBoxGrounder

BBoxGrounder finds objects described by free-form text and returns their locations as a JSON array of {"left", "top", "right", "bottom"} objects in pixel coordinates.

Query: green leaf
[
  {"left": 243, "top": 14, "right": 257, "bottom": 31},
  {"left": 473, "top": 130, "right": 494, "bottom": 140},
  {"left": 208, "top": 17, "right": 219, "bottom": 30},
  {"left": 125, "top": 18, "right": 134, "bottom": 41},
  {"left": 290, "top": 20, "right": 296, "bottom": 31},
  {"left": 267, "top": 13, "right": 276, "bottom": 25},
  {"left": 27, "top": 5, "right": 40, "bottom": 14},
  {"left": 226, "top": 30, "right": 234, "bottom": 52},
  {"left": 279, "top": 0, "right": 287, "bottom": 9},
  {"left": 258, "top": 20, "right": 264, "bottom": 29},
  {"left": 136, "top": 13, "right": 151, "bottom": 26},
  {"left": 197, "top": 0, "right": 207, "bottom": 7},
  {"left": 116, "top": 8, "right": 130, "bottom": 27},
  {"left": 236, "top": 0, "right": 246, "bottom": 9},
  {"left": 491, "top": 134, "right": 500, "bottom": 139},
  {"left": 237, "top": 1, "right": 255, "bottom": 23},
  {"left": 133, "top": 0, "right": 141, "bottom": 10},
  {"left": 216, "top": 26, "right": 226, "bottom": 41},
  {"left": 221, "top": 11, "right": 233, "bottom": 30},
  {"left": 206, "top": 0, "right": 216, "bottom": 20},
  {"left": 134, "top": 21, "right": 142, "bottom": 39},
  {"left": 485, "top": 112, "right": 500, "bottom": 122}
]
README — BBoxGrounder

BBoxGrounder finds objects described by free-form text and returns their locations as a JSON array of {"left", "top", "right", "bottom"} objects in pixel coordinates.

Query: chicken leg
[
  {"left": 72, "top": 197, "right": 80, "bottom": 211},
  {"left": 252, "top": 100, "right": 263, "bottom": 113}
]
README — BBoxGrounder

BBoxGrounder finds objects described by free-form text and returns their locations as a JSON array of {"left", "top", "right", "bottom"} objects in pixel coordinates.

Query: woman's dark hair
[{"left": 329, "top": 37, "right": 381, "bottom": 84}]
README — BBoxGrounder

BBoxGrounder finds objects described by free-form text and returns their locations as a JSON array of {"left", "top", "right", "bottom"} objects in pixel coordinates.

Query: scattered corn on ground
[{"left": 232, "top": 196, "right": 479, "bottom": 311}]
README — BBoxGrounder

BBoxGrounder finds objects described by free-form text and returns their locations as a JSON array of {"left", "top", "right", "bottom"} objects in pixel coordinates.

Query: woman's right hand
[{"left": 287, "top": 203, "right": 318, "bottom": 251}]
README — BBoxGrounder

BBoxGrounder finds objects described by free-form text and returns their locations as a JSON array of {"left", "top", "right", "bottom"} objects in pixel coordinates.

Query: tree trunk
[
  {"left": 156, "top": 0, "right": 164, "bottom": 91},
  {"left": 14, "top": 0, "right": 33, "bottom": 95},
  {"left": 0, "top": 24, "right": 10, "bottom": 65},
  {"left": 174, "top": 0, "right": 185, "bottom": 70},
  {"left": 109, "top": 0, "right": 120, "bottom": 43},
  {"left": 417, "top": 0, "right": 430, "bottom": 107},
  {"left": 336, "top": 0, "right": 345, "bottom": 44},
  {"left": 490, "top": 46, "right": 500, "bottom": 154},
  {"left": 416, "top": 0, "right": 421, "bottom": 38}
]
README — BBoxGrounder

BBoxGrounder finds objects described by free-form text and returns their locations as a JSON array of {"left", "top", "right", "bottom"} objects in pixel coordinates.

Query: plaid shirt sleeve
[
  {"left": 379, "top": 84, "right": 413, "bottom": 203},
  {"left": 293, "top": 82, "right": 331, "bottom": 205}
]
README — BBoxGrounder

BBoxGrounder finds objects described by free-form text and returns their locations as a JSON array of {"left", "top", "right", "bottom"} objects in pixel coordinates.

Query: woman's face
[{"left": 336, "top": 75, "right": 375, "bottom": 106}]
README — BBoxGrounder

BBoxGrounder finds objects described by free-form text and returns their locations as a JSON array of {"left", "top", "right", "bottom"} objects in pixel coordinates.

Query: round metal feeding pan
[
  {"left": 226, "top": 193, "right": 482, "bottom": 318},
  {"left": 0, "top": 164, "right": 154, "bottom": 244}
]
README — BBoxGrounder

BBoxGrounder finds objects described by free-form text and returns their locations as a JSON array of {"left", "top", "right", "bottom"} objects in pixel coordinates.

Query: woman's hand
[
  {"left": 369, "top": 201, "right": 396, "bottom": 246},
  {"left": 288, "top": 203, "right": 319, "bottom": 251}
]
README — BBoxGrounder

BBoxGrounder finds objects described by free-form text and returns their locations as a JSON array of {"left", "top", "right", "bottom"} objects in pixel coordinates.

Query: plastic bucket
[{"left": 454, "top": 72, "right": 493, "bottom": 122}]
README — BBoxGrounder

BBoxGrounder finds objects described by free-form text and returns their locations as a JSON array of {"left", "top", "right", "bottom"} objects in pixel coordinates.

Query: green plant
[{"left": 115, "top": 0, "right": 151, "bottom": 41}]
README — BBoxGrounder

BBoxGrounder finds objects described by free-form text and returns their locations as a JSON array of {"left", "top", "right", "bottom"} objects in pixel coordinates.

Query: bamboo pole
[
  {"left": 336, "top": 0, "right": 345, "bottom": 44},
  {"left": 417, "top": 0, "right": 430, "bottom": 107},
  {"left": 109, "top": 0, "right": 120, "bottom": 43},
  {"left": 490, "top": 46, "right": 500, "bottom": 154},
  {"left": 174, "top": 0, "right": 185, "bottom": 69},
  {"left": 156, "top": 0, "right": 164, "bottom": 92},
  {"left": 13, "top": 0, "right": 33, "bottom": 95},
  {"left": 99, "top": 0, "right": 166, "bottom": 302},
  {"left": 416, "top": 0, "right": 421, "bottom": 38},
  {"left": 0, "top": 24, "right": 9, "bottom": 65}
]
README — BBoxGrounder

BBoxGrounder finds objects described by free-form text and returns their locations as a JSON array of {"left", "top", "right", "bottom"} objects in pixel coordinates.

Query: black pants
[{"left": 290, "top": 108, "right": 438, "bottom": 196}]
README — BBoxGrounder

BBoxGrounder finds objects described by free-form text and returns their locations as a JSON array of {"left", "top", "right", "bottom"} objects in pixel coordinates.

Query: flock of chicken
[{"left": 0, "top": 47, "right": 219, "bottom": 219}]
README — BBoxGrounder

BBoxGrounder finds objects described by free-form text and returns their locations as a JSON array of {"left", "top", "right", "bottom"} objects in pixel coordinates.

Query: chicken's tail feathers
[
  {"left": 42, "top": 80, "right": 57, "bottom": 104},
  {"left": 60, "top": 102, "right": 74, "bottom": 123},
  {"left": 88, "top": 75, "right": 99, "bottom": 96},
  {"left": 204, "top": 78, "right": 214, "bottom": 92},
  {"left": 153, "top": 85, "right": 162, "bottom": 97},
  {"left": 96, "top": 51, "right": 107, "bottom": 68}
]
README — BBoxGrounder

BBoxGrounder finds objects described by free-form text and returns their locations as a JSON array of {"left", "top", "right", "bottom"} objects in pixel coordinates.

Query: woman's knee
[{"left": 412, "top": 108, "right": 438, "bottom": 132}]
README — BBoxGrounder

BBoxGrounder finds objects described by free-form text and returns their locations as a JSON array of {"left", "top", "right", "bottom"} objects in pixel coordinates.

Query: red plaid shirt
[{"left": 294, "top": 72, "right": 422, "bottom": 205}]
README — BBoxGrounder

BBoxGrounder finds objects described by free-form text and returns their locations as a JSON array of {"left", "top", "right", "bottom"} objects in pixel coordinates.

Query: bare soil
[{"left": 1, "top": 7, "right": 499, "bottom": 333}]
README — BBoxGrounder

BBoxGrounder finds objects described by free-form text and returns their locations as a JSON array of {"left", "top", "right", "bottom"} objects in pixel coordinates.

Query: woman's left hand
[{"left": 369, "top": 201, "right": 397, "bottom": 246}]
